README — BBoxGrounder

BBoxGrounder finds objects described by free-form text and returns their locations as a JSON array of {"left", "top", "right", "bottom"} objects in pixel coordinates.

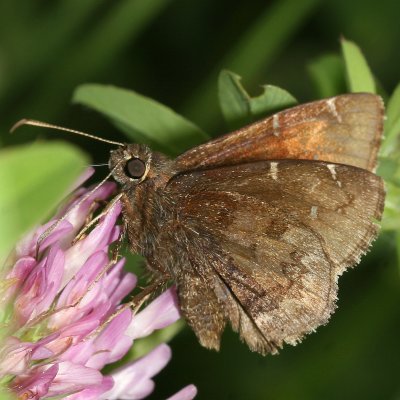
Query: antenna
[{"left": 11, "top": 119, "right": 124, "bottom": 147}]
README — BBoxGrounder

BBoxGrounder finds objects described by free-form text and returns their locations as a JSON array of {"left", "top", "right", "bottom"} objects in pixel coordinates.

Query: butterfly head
[{"left": 109, "top": 143, "right": 153, "bottom": 187}]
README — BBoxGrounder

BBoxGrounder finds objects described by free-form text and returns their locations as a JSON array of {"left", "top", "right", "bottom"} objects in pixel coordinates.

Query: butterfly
[
  {"left": 107, "top": 92, "right": 385, "bottom": 355},
  {"left": 13, "top": 93, "right": 385, "bottom": 355}
]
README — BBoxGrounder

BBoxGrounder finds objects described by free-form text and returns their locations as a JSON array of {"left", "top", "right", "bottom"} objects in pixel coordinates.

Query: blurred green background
[{"left": 1, "top": 0, "right": 400, "bottom": 399}]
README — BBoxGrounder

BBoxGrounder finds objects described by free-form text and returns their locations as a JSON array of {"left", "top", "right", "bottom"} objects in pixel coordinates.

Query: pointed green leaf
[
  {"left": 379, "top": 84, "right": 400, "bottom": 234},
  {"left": 341, "top": 38, "right": 376, "bottom": 93},
  {"left": 249, "top": 85, "right": 297, "bottom": 118},
  {"left": 377, "top": 156, "right": 400, "bottom": 186},
  {"left": 381, "top": 181, "right": 400, "bottom": 231},
  {"left": 73, "top": 84, "right": 208, "bottom": 156},
  {"left": 0, "top": 142, "right": 88, "bottom": 264},
  {"left": 218, "top": 70, "right": 297, "bottom": 130},
  {"left": 218, "top": 70, "right": 251, "bottom": 129},
  {"left": 385, "top": 82, "right": 400, "bottom": 131},
  {"left": 307, "top": 54, "right": 346, "bottom": 98},
  {"left": 381, "top": 81, "right": 400, "bottom": 157}
]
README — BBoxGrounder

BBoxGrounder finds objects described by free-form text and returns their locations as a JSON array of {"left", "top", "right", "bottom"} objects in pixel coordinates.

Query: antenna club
[{"left": 10, "top": 118, "right": 30, "bottom": 133}]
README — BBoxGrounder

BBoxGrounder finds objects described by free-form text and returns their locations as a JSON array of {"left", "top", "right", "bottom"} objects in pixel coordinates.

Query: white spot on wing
[
  {"left": 310, "top": 205, "right": 318, "bottom": 219},
  {"left": 273, "top": 114, "right": 280, "bottom": 136},
  {"left": 327, "top": 164, "right": 337, "bottom": 180},
  {"left": 270, "top": 162, "right": 278, "bottom": 180},
  {"left": 327, "top": 163, "right": 342, "bottom": 187},
  {"left": 326, "top": 98, "right": 342, "bottom": 123}
]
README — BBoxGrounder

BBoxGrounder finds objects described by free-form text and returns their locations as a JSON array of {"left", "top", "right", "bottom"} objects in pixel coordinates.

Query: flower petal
[
  {"left": 15, "top": 246, "right": 65, "bottom": 323},
  {"left": 2, "top": 256, "right": 36, "bottom": 301},
  {"left": 127, "top": 287, "right": 181, "bottom": 339},
  {"left": 166, "top": 384, "right": 198, "bottom": 400},
  {"left": 64, "top": 376, "right": 114, "bottom": 400},
  {"left": 2, "top": 174, "right": 191, "bottom": 399},
  {"left": 102, "top": 259, "right": 137, "bottom": 306},
  {"left": 62, "top": 201, "right": 121, "bottom": 287},
  {"left": 87, "top": 308, "right": 133, "bottom": 369},
  {"left": 47, "top": 361, "right": 103, "bottom": 397},
  {"left": 102, "top": 344, "right": 172, "bottom": 400},
  {"left": 11, "top": 364, "right": 59, "bottom": 399}
]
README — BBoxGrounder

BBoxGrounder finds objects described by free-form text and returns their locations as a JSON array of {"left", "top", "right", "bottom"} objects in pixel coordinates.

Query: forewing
[
  {"left": 167, "top": 160, "right": 385, "bottom": 353},
  {"left": 175, "top": 93, "right": 383, "bottom": 173}
]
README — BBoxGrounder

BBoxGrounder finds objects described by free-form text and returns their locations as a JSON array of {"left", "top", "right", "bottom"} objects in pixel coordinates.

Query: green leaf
[
  {"left": 381, "top": 181, "right": 400, "bottom": 231},
  {"left": 380, "top": 158, "right": 400, "bottom": 233},
  {"left": 379, "top": 84, "right": 400, "bottom": 235},
  {"left": 73, "top": 84, "right": 209, "bottom": 156},
  {"left": 385, "top": 82, "right": 400, "bottom": 131},
  {"left": 218, "top": 70, "right": 251, "bottom": 129},
  {"left": 307, "top": 54, "right": 346, "bottom": 98},
  {"left": 377, "top": 156, "right": 400, "bottom": 186},
  {"left": 341, "top": 38, "right": 376, "bottom": 93},
  {"left": 0, "top": 142, "right": 88, "bottom": 264},
  {"left": 249, "top": 85, "right": 297, "bottom": 118},
  {"left": 381, "top": 81, "right": 400, "bottom": 157},
  {"left": 218, "top": 70, "right": 297, "bottom": 130}
]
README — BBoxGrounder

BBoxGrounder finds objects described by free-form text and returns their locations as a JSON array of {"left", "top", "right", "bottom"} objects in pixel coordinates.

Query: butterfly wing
[
  {"left": 165, "top": 160, "right": 385, "bottom": 354},
  {"left": 175, "top": 93, "right": 383, "bottom": 173}
]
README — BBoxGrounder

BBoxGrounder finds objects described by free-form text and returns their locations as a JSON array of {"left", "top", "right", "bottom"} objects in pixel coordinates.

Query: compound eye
[{"left": 125, "top": 158, "right": 146, "bottom": 179}]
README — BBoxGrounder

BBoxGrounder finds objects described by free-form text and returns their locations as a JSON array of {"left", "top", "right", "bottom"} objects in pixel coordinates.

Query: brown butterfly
[
  {"left": 108, "top": 93, "right": 385, "bottom": 355},
  {"left": 14, "top": 93, "right": 385, "bottom": 355}
]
